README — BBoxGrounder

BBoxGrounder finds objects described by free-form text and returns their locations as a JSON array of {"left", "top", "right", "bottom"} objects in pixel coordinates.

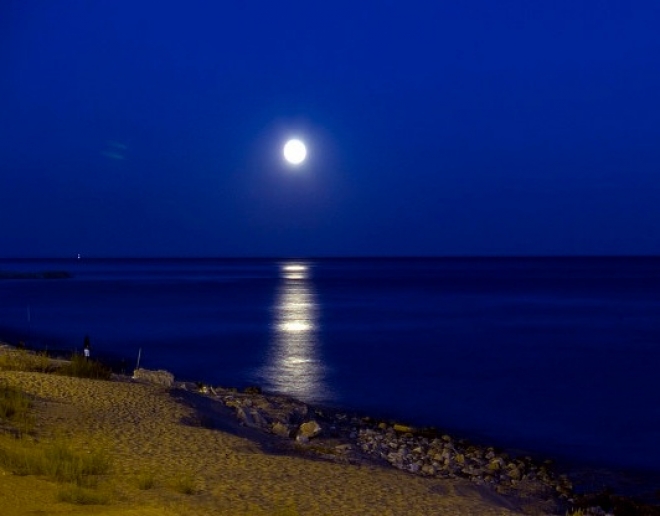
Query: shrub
[{"left": 57, "top": 354, "right": 112, "bottom": 380}]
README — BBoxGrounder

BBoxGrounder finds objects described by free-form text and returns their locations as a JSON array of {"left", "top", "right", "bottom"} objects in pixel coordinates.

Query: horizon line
[{"left": 2, "top": 254, "right": 660, "bottom": 260}]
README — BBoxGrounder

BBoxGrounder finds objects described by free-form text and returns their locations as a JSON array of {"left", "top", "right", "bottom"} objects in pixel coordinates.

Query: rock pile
[
  {"left": 357, "top": 425, "right": 573, "bottom": 499},
  {"left": 179, "top": 382, "right": 574, "bottom": 507}
]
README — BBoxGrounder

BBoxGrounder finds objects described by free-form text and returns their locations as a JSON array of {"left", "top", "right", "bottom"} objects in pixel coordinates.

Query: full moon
[{"left": 283, "top": 139, "right": 307, "bottom": 165}]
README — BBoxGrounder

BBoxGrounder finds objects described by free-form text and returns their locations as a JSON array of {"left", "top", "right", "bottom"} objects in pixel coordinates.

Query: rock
[
  {"left": 507, "top": 464, "right": 522, "bottom": 481},
  {"left": 334, "top": 444, "right": 353, "bottom": 453},
  {"left": 223, "top": 397, "right": 241, "bottom": 408},
  {"left": 236, "top": 407, "right": 268, "bottom": 429},
  {"left": 133, "top": 368, "right": 174, "bottom": 387},
  {"left": 243, "top": 385, "right": 262, "bottom": 394},
  {"left": 421, "top": 464, "right": 437, "bottom": 476},
  {"left": 271, "top": 421, "right": 292, "bottom": 438},
  {"left": 298, "top": 420, "right": 322, "bottom": 439}
]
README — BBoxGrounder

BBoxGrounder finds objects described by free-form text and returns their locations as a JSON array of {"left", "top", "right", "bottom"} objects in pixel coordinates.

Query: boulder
[
  {"left": 298, "top": 420, "right": 322, "bottom": 439},
  {"left": 271, "top": 421, "right": 292, "bottom": 438}
]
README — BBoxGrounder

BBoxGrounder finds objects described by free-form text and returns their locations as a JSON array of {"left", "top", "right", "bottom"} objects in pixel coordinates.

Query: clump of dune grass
[
  {"left": 57, "top": 485, "right": 110, "bottom": 505},
  {"left": 171, "top": 471, "right": 196, "bottom": 495},
  {"left": 0, "top": 383, "right": 31, "bottom": 421},
  {"left": 57, "top": 354, "right": 112, "bottom": 380},
  {"left": 0, "top": 349, "right": 52, "bottom": 373},
  {"left": 0, "top": 434, "right": 111, "bottom": 486},
  {"left": 0, "top": 383, "right": 34, "bottom": 434},
  {"left": 135, "top": 468, "right": 157, "bottom": 490}
]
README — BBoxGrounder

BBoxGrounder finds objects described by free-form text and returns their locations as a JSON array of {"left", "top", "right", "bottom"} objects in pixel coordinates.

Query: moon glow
[{"left": 283, "top": 139, "right": 307, "bottom": 165}]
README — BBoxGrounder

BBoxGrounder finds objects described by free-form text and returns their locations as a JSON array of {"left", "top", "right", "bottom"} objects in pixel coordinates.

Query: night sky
[{"left": 2, "top": 1, "right": 659, "bottom": 257}]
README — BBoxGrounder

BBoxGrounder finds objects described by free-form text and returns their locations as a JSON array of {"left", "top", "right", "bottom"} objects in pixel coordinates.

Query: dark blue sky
[{"left": 2, "top": 0, "right": 659, "bottom": 257}]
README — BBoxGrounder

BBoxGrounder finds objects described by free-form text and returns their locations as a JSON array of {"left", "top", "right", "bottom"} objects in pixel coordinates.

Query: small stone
[
  {"left": 421, "top": 464, "right": 436, "bottom": 476},
  {"left": 335, "top": 444, "right": 353, "bottom": 453}
]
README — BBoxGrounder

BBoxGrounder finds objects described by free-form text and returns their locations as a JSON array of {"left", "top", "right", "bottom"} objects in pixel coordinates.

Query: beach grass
[
  {"left": 0, "top": 349, "right": 52, "bottom": 373},
  {"left": 56, "top": 353, "right": 112, "bottom": 380},
  {"left": 135, "top": 468, "right": 157, "bottom": 490},
  {"left": 56, "top": 484, "right": 110, "bottom": 505},
  {"left": 0, "top": 383, "right": 34, "bottom": 434},
  {"left": 0, "top": 383, "right": 31, "bottom": 421},
  {"left": 0, "top": 434, "right": 111, "bottom": 486},
  {"left": 171, "top": 470, "right": 197, "bottom": 495}
]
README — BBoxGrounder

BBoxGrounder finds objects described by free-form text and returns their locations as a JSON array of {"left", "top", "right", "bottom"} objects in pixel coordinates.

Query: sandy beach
[{"left": 0, "top": 362, "right": 549, "bottom": 516}]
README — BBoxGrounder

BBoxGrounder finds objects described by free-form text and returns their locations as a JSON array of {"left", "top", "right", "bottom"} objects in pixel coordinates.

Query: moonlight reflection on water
[{"left": 259, "top": 262, "right": 331, "bottom": 403}]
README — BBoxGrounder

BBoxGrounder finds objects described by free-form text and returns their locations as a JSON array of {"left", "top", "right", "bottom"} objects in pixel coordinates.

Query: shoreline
[
  {"left": 2, "top": 343, "right": 659, "bottom": 515},
  {"left": 117, "top": 346, "right": 660, "bottom": 507},
  {"left": 178, "top": 379, "right": 660, "bottom": 514},
  {"left": 0, "top": 345, "right": 534, "bottom": 516}
]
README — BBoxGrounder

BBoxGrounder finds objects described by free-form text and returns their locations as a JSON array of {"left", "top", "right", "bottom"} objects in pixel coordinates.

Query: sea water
[{"left": 1, "top": 257, "right": 659, "bottom": 489}]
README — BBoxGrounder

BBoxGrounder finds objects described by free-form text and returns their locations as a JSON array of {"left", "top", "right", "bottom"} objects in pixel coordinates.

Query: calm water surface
[{"left": 1, "top": 257, "right": 659, "bottom": 490}]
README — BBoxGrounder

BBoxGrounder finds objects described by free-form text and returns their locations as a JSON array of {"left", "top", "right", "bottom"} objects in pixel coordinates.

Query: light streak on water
[{"left": 258, "top": 261, "right": 332, "bottom": 403}]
